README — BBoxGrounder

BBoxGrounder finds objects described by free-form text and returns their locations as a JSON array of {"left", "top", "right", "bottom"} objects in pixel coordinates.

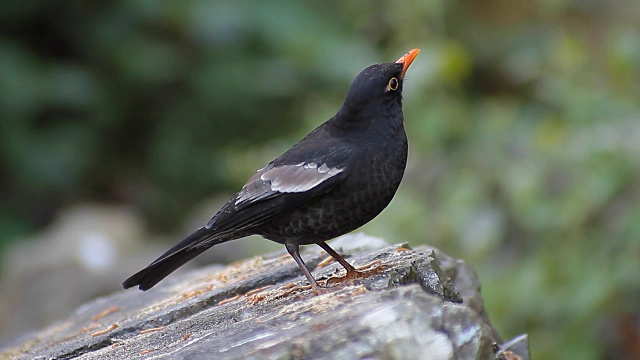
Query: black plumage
[{"left": 123, "top": 49, "right": 420, "bottom": 294}]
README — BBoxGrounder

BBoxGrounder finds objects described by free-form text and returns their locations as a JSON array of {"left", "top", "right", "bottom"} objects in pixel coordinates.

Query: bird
[{"left": 123, "top": 48, "right": 420, "bottom": 294}]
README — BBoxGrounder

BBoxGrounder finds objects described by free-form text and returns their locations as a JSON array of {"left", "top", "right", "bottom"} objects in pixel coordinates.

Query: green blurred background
[{"left": 1, "top": 1, "right": 639, "bottom": 358}]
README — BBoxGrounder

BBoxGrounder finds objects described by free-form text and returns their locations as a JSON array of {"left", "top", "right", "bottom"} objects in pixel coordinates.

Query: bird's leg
[
  {"left": 317, "top": 241, "right": 357, "bottom": 276},
  {"left": 318, "top": 241, "right": 385, "bottom": 285},
  {"left": 285, "top": 240, "right": 321, "bottom": 295}
]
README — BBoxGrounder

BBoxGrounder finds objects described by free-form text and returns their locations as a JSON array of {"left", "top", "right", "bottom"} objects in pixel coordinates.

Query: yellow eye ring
[{"left": 387, "top": 77, "right": 399, "bottom": 91}]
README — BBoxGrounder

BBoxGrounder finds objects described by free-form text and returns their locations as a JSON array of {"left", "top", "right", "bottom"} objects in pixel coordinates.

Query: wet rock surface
[{"left": 1, "top": 234, "right": 528, "bottom": 360}]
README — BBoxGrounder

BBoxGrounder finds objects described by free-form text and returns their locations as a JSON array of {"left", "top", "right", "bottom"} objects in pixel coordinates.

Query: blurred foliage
[{"left": 1, "top": 0, "right": 639, "bottom": 359}]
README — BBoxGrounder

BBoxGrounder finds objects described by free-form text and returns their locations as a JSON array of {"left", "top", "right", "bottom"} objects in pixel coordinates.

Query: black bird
[{"left": 123, "top": 48, "right": 420, "bottom": 294}]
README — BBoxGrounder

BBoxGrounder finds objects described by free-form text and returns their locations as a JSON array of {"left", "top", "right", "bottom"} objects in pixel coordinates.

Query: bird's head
[{"left": 337, "top": 48, "right": 420, "bottom": 123}]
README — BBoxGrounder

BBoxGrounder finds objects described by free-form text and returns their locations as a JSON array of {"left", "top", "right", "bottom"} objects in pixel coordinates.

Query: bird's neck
[{"left": 332, "top": 100, "right": 405, "bottom": 137}]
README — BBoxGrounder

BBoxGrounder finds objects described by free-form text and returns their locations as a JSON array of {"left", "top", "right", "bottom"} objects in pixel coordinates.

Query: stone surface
[
  {"left": 1, "top": 233, "right": 526, "bottom": 360},
  {"left": 0, "top": 205, "right": 149, "bottom": 345},
  {"left": 0, "top": 204, "right": 256, "bottom": 346}
]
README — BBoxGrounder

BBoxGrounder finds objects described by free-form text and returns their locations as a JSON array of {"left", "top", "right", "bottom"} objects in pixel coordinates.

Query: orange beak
[{"left": 396, "top": 48, "right": 420, "bottom": 78}]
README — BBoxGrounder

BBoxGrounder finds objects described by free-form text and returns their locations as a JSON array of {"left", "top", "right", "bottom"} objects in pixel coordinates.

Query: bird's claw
[{"left": 325, "top": 261, "right": 386, "bottom": 287}]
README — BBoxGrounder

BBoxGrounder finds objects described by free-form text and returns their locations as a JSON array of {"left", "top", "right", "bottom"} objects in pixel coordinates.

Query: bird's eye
[{"left": 386, "top": 77, "right": 399, "bottom": 92}]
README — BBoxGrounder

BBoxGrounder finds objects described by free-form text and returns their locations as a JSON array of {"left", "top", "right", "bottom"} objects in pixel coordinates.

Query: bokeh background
[{"left": 1, "top": 1, "right": 639, "bottom": 358}]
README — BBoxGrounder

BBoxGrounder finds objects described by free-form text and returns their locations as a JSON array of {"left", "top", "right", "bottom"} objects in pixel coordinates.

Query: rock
[
  {"left": 0, "top": 233, "right": 529, "bottom": 360},
  {"left": 0, "top": 205, "right": 150, "bottom": 346},
  {"left": 0, "top": 204, "right": 258, "bottom": 346}
]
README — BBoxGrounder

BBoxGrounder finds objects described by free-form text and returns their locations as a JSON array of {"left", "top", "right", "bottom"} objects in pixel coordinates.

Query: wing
[
  {"left": 235, "top": 162, "right": 344, "bottom": 205},
  {"left": 203, "top": 161, "right": 346, "bottom": 236}
]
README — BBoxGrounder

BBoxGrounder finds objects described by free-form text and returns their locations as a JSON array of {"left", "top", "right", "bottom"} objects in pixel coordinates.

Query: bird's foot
[
  {"left": 325, "top": 259, "right": 385, "bottom": 287},
  {"left": 279, "top": 282, "right": 335, "bottom": 297}
]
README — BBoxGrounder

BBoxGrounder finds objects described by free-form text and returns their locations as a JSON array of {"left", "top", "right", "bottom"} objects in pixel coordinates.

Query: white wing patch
[
  {"left": 263, "top": 162, "right": 343, "bottom": 193},
  {"left": 234, "top": 162, "right": 343, "bottom": 206}
]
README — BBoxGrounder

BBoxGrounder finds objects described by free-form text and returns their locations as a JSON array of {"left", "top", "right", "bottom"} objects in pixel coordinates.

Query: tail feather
[{"left": 122, "top": 227, "right": 235, "bottom": 291}]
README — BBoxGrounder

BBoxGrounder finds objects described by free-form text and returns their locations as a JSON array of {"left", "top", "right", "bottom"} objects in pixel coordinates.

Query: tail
[{"left": 122, "top": 226, "right": 235, "bottom": 291}]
